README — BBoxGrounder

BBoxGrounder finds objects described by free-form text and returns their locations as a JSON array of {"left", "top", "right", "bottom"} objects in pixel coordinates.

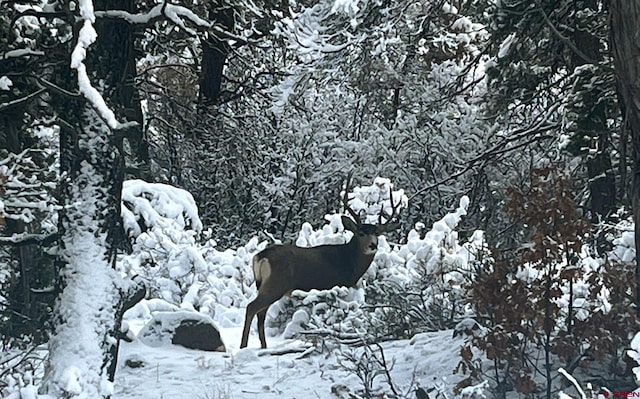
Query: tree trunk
[
  {"left": 198, "top": 2, "right": 234, "bottom": 107},
  {"left": 43, "top": 104, "right": 130, "bottom": 397},
  {"left": 93, "top": 0, "right": 148, "bottom": 180},
  {"left": 609, "top": 1, "right": 640, "bottom": 314},
  {"left": 573, "top": 1, "right": 615, "bottom": 222},
  {"left": 42, "top": 1, "right": 145, "bottom": 396}
]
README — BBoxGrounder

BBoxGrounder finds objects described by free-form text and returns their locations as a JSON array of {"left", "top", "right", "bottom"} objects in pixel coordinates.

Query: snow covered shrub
[
  {"left": 119, "top": 179, "right": 271, "bottom": 329},
  {"left": 0, "top": 345, "right": 47, "bottom": 399},
  {"left": 197, "top": 237, "right": 266, "bottom": 327},
  {"left": 458, "top": 167, "right": 638, "bottom": 397},
  {"left": 375, "top": 197, "right": 485, "bottom": 336},
  {"left": 120, "top": 179, "right": 205, "bottom": 303},
  {"left": 337, "top": 342, "right": 401, "bottom": 398},
  {"left": 361, "top": 197, "right": 487, "bottom": 340}
]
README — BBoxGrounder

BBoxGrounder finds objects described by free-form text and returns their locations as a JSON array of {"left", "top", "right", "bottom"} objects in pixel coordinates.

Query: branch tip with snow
[{"left": 71, "top": 1, "right": 120, "bottom": 129}]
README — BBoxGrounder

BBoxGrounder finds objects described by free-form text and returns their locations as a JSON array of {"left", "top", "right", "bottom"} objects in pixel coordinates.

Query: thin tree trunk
[
  {"left": 198, "top": 1, "right": 234, "bottom": 107},
  {"left": 573, "top": 0, "right": 615, "bottom": 222}
]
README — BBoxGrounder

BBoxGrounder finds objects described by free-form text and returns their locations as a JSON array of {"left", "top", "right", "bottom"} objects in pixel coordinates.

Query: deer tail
[{"left": 252, "top": 256, "right": 271, "bottom": 290}]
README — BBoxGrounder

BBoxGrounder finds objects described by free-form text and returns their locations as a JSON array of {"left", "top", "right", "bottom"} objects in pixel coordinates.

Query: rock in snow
[{"left": 138, "top": 310, "right": 225, "bottom": 352}]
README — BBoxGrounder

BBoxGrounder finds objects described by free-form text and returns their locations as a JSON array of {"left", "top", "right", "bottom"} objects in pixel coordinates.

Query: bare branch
[{"left": 0, "top": 88, "right": 46, "bottom": 112}]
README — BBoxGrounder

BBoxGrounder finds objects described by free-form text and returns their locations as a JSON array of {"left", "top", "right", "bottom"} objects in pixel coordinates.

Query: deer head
[{"left": 240, "top": 175, "right": 402, "bottom": 348}]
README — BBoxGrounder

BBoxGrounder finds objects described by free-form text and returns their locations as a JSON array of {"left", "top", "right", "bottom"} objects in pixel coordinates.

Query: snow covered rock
[
  {"left": 172, "top": 320, "right": 225, "bottom": 352},
  {"left": 138, "top": 310, "right": 225, "bottom": 352},
  {"left": 452, "top": 318, "right": 486, "bottom": 339}
]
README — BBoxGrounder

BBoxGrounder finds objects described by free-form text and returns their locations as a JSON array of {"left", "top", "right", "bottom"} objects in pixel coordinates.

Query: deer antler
[
  {"left": 342, "top": 172, "right": 361, "bottom": 225},
  {"left": 377, "top": 184, "right": 401, "bottom": 233}
]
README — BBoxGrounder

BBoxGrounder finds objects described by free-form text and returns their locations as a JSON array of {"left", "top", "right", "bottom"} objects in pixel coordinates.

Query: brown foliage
[{"left": 459, "top": 166, "right": 638, "bottom": 395}]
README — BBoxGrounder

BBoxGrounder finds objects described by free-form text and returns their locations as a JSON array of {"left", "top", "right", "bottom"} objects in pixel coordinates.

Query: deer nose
[{"left": 369, "top": 243, "right": 377, "bottom": 251}]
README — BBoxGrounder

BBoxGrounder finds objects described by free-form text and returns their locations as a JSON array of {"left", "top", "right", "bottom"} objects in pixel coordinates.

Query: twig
[{"left": 558, "top": 367, "right": 586, "bottom": 399}]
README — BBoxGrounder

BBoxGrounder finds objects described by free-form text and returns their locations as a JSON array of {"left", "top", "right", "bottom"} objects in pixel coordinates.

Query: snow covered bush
[
  {"left": 120, "top": 179, "right": 206, "bottom": 303},
  {"left": 359, "top": 196, "right": 487, "bottom": 340},
  {"left": 197, "top": 237, "right": 265, "bottom": 327},
  {"left": 119, "top": 179, "right": 268, "bottom": 327}
]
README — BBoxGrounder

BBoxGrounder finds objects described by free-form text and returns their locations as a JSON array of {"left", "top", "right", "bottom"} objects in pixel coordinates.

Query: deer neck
[{"left": 347, "top": 237, "right": 376, "bottom": 285}]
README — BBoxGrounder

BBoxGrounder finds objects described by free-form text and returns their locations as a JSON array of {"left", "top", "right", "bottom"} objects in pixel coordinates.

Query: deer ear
[{"left": 341, "top": 215, "right": 359, "bottom": 232}]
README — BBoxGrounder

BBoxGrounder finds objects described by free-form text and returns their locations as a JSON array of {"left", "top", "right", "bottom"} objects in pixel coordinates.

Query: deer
[{"left": 240, "top": 175, "right": 402, "bottom": 349}]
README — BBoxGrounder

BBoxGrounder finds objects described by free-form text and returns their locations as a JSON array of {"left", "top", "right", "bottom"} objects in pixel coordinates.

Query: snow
[
  {"left": 70, "top": 1, "right": 119, "bottom": 129},
  {"left": 0, "top": 149, "right": 59, "bottom": 224},
  {"left": 331, "top": 0, "right": 361, "bottom": 16},
  {"left": 0, "top": 76, "right": 13, "bottom": 90},
  {"left": 2, "top": 49, "right": 44, "bottom": 59},
  {"left": 629, "top": 332, "right": 640, "bottom": 382},
  {"left": 112, "top": 326, "right": 465, "bottom": 399},
  {"left": 95, "top": 4, "right": 211, "bottom": 36},
  {"left": 498, "top": 33, "right": 517, "bottom": 59}
]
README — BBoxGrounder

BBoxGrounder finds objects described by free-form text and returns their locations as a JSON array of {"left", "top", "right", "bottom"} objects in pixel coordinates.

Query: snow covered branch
[
  {"left": 3, "top": 49, "right": 45, "bottom": 58},
  {"left": 94, "top": 3, "right": 211, "bottom": 36},
  {"left": 0, "top": 149, "right": 59, "bottom": 224},
  {"left": 558, "top": 368, "right": 587, "bottom": 399},
  {"left": 0, "top": 232, "right": 59, "bottom": 246},
  {"left": 70, "top": 0, "right": 119, "bottom": 129},
  {"left": 0, "top": 88, "right": 46, "bottom": 112}
]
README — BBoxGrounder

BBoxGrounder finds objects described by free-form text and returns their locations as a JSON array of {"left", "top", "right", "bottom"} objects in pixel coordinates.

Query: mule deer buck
[{"left": 240, "top": 176, "right": 402, "bottom": 348}]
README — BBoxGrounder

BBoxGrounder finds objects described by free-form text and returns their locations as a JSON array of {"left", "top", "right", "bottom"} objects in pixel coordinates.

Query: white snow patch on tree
[
  {"left": 70, "top": 0, "right": 119, "bottom": 129},
  {"left": 44, "top": 161, "right": 121, "bottom": 398},
  {"left": 0, "top": 76, "right": 13, "bottom": 90}
]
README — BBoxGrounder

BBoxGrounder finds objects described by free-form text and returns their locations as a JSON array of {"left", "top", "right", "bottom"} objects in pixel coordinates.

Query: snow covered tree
[
  {"left": 2, "top": 1, "right": 212, "bottom": 396},
  {"left": 40, "top": 4, "right": 141, "bottom": 397},
  {"left": 0, "top": 2, "right": 60, "bottom": 344}
]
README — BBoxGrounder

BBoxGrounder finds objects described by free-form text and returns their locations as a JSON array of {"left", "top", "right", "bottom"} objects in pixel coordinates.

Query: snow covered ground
[{"left": 114, "top": 323, "right": 464, "bottom": 399}]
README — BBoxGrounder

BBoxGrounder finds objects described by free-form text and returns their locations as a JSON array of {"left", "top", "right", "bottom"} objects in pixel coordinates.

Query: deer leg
[
  {"left": 257, "top": 308, "right": 268, "bottom": 349},
  {"left": 240, "top": 304, "right": 256, "bottom": 349},
  {"left": 240, "top": 292, "right": 280, "bottom": 348}
]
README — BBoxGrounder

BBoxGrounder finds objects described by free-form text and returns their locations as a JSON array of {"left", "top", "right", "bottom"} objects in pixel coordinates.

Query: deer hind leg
[
  {"left": 257, "top": 309, "right": 268, "bottom": 349},
  {"left": 240, "top": 290, "right": 281, "bottom": 348}
]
